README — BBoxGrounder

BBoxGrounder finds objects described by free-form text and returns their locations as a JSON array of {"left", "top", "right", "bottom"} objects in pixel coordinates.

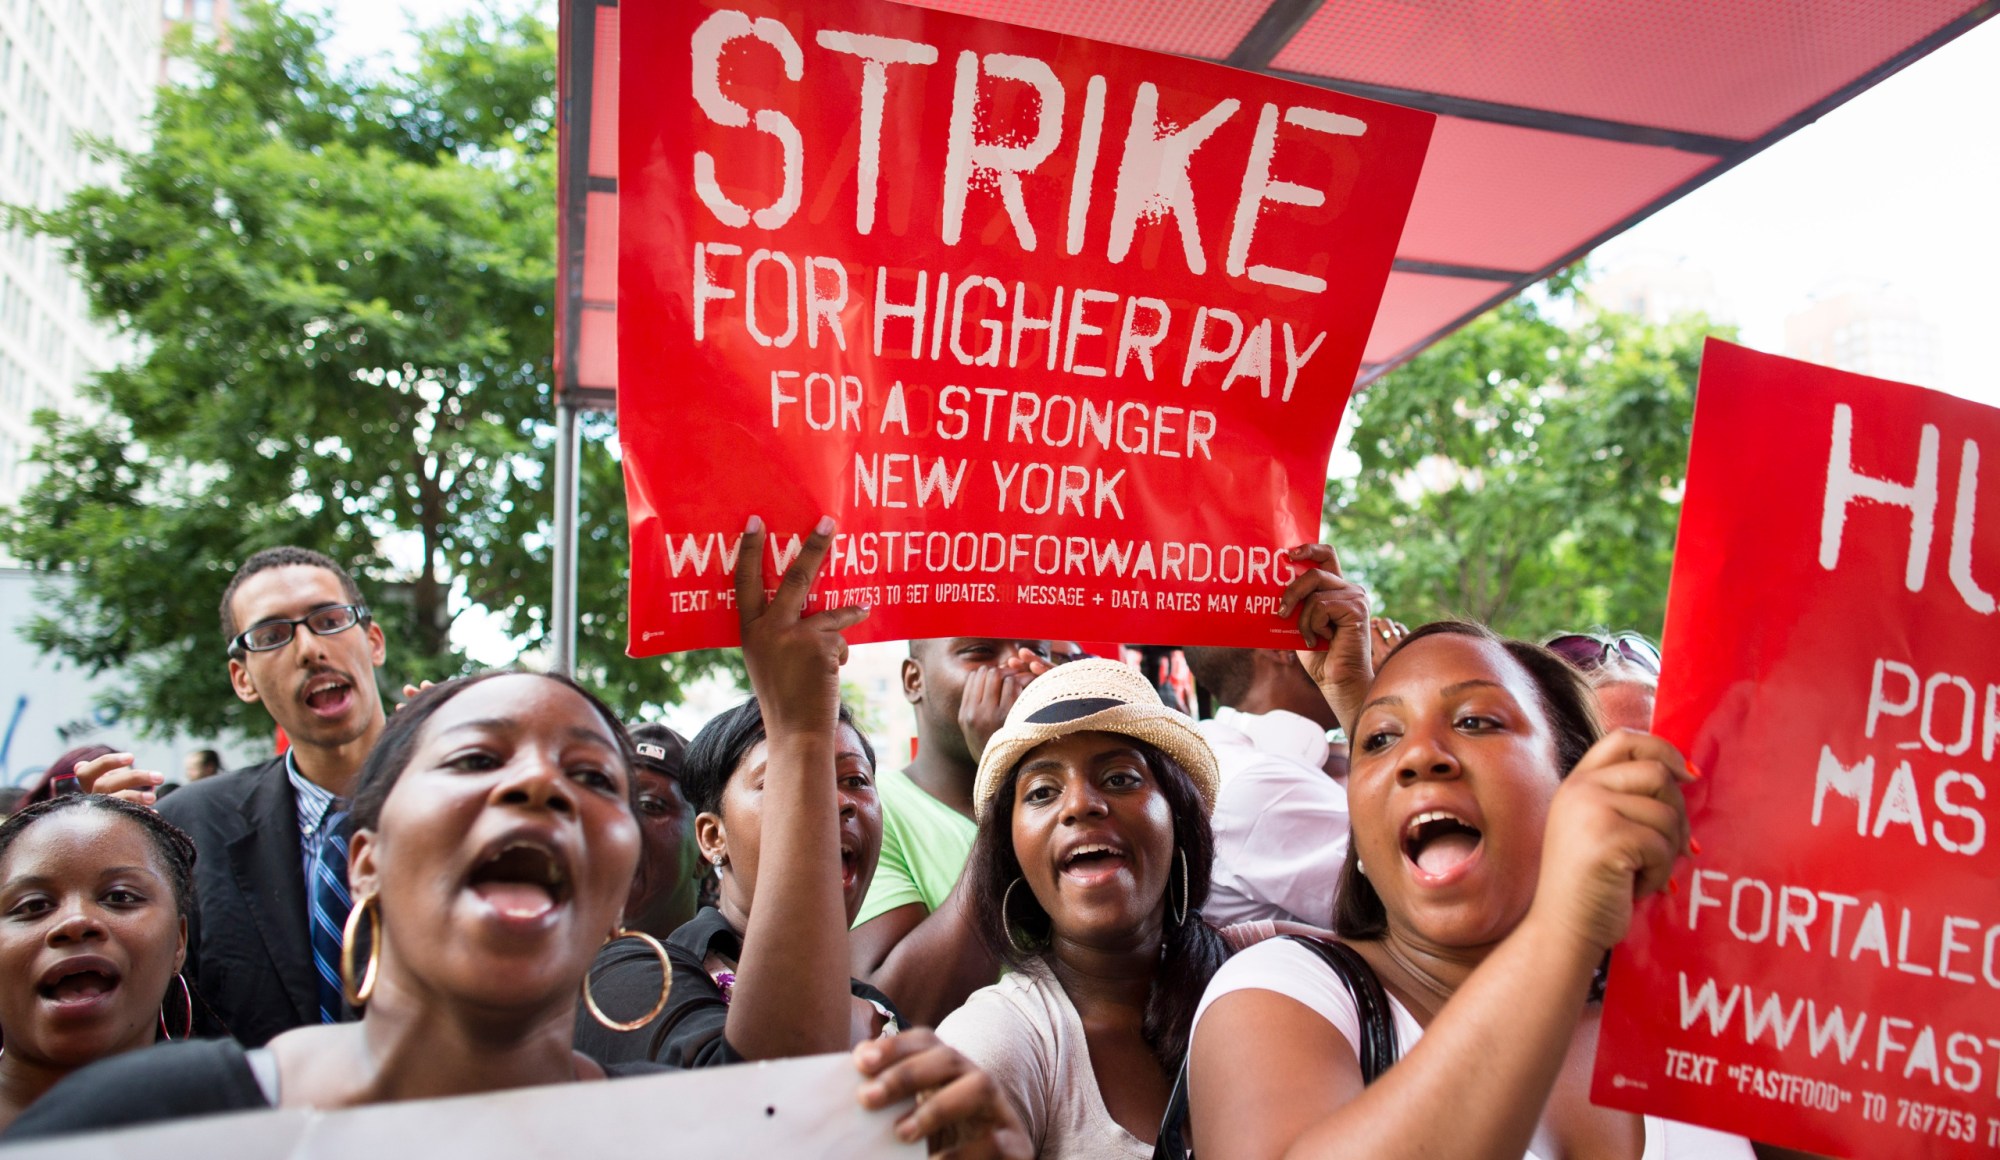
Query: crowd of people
[{"left": 0, "top": 521, "right": 1820, "bottom": 1159}]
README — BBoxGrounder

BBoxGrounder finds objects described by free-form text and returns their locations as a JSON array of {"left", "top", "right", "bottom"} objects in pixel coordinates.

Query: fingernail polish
[
  {"left": 1685, "top": 761, "right": 1704, "bottom": 781},
  {"left": 1668, "top": 877, "right": 1680, "bottom": 896},
  {"left": 1689, "top": 837, "right": 1703, "bottom": 856},
  {"left": 745, "top": 514, "right": 763, "bottom": 533}
]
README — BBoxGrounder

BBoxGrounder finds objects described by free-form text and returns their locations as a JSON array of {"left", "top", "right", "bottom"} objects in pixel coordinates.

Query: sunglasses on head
[{"left": 1544, "top": 632, "right": 1661, "bottom": 676}]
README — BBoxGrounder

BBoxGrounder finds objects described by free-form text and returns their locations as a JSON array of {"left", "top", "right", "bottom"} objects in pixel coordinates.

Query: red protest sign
[
  {"left": 618, "top": 0, "right": 1432, "bottom": 656},
  {"left": 1594, "top": 340, "right": 2000, "bottom": 1157}
]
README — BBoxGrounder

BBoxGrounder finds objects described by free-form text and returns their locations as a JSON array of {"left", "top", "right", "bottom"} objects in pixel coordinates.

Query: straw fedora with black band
[{"left": 972, "top": 658, "right": 1220, "bottom": 822}]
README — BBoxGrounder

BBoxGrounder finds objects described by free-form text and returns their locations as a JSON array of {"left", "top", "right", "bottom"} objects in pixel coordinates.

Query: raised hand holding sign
[{"left": 1593, "top": 341, "right": 2000, "bottom": 1158}]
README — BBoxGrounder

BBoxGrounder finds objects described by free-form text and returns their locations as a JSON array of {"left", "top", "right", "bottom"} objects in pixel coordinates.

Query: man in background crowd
[
  {"left": 851, "top": 637, "right": 1050, "bottom": 1026},
  {"left": 159, "top": 547, "right": 388, "bottom": 1045},
  {"left": 1184, "top": 644, "right": 1351, "bottom": 928},
  {"left": 182, "top": 748, "right": 222, "bottom": 783},
  {"left": 621, "top": 722, "right": 700, "bottom": 937}
]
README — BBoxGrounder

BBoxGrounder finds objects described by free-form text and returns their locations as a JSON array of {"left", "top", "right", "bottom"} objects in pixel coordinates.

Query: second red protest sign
[
  {"left": 1594, "top": 341, "right": 2000, "bottom": 1157},
  {"left": 618, "top": 0, "right": 1432, "bottom": 654}
]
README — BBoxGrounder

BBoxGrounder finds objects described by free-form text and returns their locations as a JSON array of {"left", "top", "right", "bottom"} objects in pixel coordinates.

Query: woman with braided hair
[{"left": 0, "top": 795, "right": 195, "bottom": 1131}]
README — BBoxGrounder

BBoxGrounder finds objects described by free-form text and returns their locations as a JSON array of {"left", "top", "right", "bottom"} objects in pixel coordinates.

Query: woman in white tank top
[{"left": 1185, "top": 620, "right": 1770, "bottom": 1160}]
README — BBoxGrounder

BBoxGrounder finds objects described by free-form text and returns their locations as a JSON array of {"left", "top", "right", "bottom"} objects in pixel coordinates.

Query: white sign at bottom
[{"left": 7, "top": 1052, "right": 920, "bottom": 1160}]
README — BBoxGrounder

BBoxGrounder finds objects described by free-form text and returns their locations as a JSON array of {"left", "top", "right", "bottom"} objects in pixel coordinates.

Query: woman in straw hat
[
  {"left": 938, "top": 656, "right": 1230, "bottom": 1159},
  {"left": 932, "top": 542, "right": 1372, "bottom": 1159}
]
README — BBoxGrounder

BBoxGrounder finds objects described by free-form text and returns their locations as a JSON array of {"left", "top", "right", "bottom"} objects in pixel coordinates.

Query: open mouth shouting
[
  {"left": 1402, "top": 808, "right": 1485, "bottom": 886},
  {"left": 1056, "top": 835, "right": 1132, "bottom": 889},
  {"left": 37, "top": 955, "right": 123, "bottom": 1015},
  {"left": 466, "top": 833, "right": 574, "bottom": 929},
  {"left": 299, "top": 669, "right": 358, "bottom": 720},
  {"left": 839, "top": 838, "right": 861, "bottom": 893}
]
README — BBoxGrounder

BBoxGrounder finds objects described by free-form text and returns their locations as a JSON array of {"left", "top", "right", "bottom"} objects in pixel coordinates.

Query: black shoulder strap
[
  {"left": 1282, "top": 936, "right": 1399, "bottom": 1082},
  {"left": 1151, "top": 935, "right": 1400, "bottom": 1160}
]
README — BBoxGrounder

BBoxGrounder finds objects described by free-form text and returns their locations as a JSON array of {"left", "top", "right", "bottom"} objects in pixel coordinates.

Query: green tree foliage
[
  {"left": 0, "top": 2, "right": 733, "bottom": 739},
  {"left": 1330, "top": 278, "right": 1727, "bottom": 639}
]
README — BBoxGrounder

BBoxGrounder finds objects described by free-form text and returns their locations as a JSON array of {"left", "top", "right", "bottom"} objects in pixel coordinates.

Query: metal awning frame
[{"left": 545, "top": 0, "right": 1999, "bottom": 669}]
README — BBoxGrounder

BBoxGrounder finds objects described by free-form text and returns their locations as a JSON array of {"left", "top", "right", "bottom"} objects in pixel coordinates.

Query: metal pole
[{"left": 550, "top": 401, "right": 581, "bottom": 675}]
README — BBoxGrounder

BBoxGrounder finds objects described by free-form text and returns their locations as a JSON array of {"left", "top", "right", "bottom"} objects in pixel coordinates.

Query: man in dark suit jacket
[{"left": 159, "top": 547, "right": 387, "bottom": 1045}]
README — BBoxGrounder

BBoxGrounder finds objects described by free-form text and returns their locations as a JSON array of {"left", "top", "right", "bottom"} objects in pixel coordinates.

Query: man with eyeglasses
[{"left": 156, "top": 546, "right": 388, "bottom": 1045}]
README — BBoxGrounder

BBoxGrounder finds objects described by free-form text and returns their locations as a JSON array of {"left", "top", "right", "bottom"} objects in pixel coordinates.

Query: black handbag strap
[{"left": 1151, "top": 935, "right": 1400, "bottom": 1160}]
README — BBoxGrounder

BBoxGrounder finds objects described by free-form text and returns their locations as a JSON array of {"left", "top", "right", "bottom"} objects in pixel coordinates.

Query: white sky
[{"left": 1601, "top": 20, "right": 2000, "bottom": 408}]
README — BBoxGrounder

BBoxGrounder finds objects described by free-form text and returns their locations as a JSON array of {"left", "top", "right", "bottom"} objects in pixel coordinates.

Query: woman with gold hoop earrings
[
  {"left": 938, "top": 658, "right": 1232, "bottom": 1158},
  {"left": 6, "top": 670, "right": 667, "bottom": 1138},
  {"left": 588, "top": 519, "right": 1031, "bottom": 1157},
  {"left": 576, "top": 517, "right": 896, "bottom": 1070},
  {"left": 0, "top": 794, "right": 194, "bottom": 1131}
]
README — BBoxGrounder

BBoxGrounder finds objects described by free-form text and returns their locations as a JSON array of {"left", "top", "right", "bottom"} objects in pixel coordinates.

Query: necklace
[{"left": 1380, "top": 939, "right": 1457, "bottom": 1015}]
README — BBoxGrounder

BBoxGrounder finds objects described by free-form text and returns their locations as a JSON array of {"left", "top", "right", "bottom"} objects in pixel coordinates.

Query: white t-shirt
[
  {"left": 937, "top": 963, "right": 1152, "bottom": 1159},
  {"left": 1191, "top": 940, "right": 1755, "bottom": 1160},
  {"left": 1199, "top": 708, "right": 1349, "bottom": 927}
]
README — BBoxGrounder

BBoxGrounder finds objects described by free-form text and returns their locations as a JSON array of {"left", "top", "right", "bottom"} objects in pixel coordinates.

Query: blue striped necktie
[{"left": 308, "top": 805, "right": 353, "bottom": 1023}]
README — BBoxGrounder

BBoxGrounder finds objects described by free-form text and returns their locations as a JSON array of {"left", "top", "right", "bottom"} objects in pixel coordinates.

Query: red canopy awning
[{"left": 556, "top": 0, "right": 1995, "bottom": 407}]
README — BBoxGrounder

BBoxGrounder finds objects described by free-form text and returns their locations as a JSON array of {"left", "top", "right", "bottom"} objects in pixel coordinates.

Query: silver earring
[
  {"left": 1356, "top": 857, "right": 1367, "bottom": 877},
  {"left": 1171, "top": 847, "right": 1189, "bottom": 926},
  {"left": 710, "top": 851, "right": 724, "bottom": 867},
  {"left": 1000, "top": 878, "right": 1036, "bottom": 954}
]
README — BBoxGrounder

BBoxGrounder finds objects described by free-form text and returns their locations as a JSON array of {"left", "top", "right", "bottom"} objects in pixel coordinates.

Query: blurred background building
[
  {"left": 1784, "top": 285, "right": 1942, "bottom": 386},
  {"left": 160, "top": 0, "right": 230, "bottom": 82},
  {"left": 1, "top": 566, "right": 215, "bottom": 788},
  {"left": 0, "top": 2, "right": 228, "bottom": 786},
  {"left": 1586, "top": 252, "right": 1735, "bottom": 327},
  {"left": 0, "top": 0, "right": 164, "bottom": 505}
]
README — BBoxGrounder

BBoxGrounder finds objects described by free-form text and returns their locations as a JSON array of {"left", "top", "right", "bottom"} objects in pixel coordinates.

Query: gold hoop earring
[
  {"left": 1171, "top": 847, "right": 1189, "bottom": 927},
  {"left": 341, "top": 893, "right": 382, "bottom": 1009},
  {"left": 583, "top": 929, "right": 673, "bottom": 1033}
]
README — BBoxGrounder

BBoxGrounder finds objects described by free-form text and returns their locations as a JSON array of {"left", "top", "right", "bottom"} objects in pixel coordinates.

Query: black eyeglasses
[
  {"left": 230, "top": 604, "right": 371, "bottom": 657},
  {"left": 1545, "top": 632, "right": 1661, "bottom": 676}
]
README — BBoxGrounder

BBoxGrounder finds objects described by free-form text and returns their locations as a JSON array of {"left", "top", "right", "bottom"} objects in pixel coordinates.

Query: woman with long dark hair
[
  {"left": 1186, "top": 621, "right": 1753, "bottom": 1159},
  {"left": 938, "top": 658, "right": 1230, "bottom": 1157},
  {"left": 0, "top": 795, "right": 195, "bottom": 1132}
]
